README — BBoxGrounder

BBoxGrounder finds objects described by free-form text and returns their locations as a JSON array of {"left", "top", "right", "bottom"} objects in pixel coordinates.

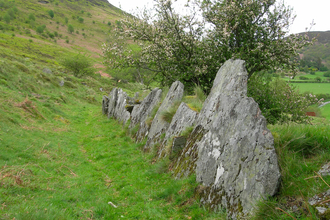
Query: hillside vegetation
[
  {"left": 1, "top": 0, "right": 330, "bottom": 219},
  {"left": 0, "top": 0, "right": 125, "bottom": 75}
]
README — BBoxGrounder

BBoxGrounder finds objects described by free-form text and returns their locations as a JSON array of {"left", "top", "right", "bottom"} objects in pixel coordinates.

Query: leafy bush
[
  {"left": 28, "top": 13, "right": 35, "bottom": 21},
  {"left": 316, "top": 76, "right": 321, "bottom": 82},
  {"left": 48, "top": 10, "right": 54, "bottom": 18},
  {"left": 78, "top": 17, "right": 84, "bottom": 23},
  {"left": 299, "top": 76, "right": 309, "bottom": 80},
  {"left": 67, "top": 24, "right": 74, "bottom": 34},
  {"left": 59, "top": 53, "right": 95, "bottom": 77},
  {"left": 36, "top": 25, "right": 46, "bottom": 34},
  {"left": 323, "top": 71, "right": 330, "bottom": 77},
  {"left": 248, "top": 74, "right": 320, "bottom": 124}
]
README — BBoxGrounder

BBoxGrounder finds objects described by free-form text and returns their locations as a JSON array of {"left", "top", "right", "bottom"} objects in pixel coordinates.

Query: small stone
[
  {"left": 316, "top": 207, "right": 328, "bottom": 214},
  {"left": 43, "top": 68, "right": 52, "bottom": 74},
  {"left": 59, "top": 80, "right": 64, "bottom": 87},
  {"left": 318, "top": 162, "right": 330, "bottom": 176}
]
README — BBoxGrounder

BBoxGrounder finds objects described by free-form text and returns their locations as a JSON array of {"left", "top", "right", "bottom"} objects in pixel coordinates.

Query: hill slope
[{"left": 0, "top": 0, "right": 125, "bottom": 75}]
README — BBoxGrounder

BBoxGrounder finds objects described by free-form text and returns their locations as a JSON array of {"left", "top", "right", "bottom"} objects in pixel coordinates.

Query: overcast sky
[{"left": 107, "top": 0, "right": 330, "bottom": 34}]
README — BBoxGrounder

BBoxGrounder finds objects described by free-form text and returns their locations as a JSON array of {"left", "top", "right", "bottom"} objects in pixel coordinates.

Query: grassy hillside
[
  {"left": 1, "top": 1, "right": 330, "bottom": 219},
  {"left": 0, "top": 0, "right": 125, "bottom": 76}
]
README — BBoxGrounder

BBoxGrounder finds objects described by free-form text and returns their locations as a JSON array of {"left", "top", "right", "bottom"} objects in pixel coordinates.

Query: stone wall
[{"left": 102, "top": 59, "right": 281, "bottom": 219}]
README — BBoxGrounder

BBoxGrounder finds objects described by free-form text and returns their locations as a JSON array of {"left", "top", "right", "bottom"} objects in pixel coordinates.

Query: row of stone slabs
[{"left": 102, "top": 59, "right": 329, "bottom": 219}]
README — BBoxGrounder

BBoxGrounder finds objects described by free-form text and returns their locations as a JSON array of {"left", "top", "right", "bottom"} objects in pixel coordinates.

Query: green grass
[
  {"left": 292, "top": 83, "right": 330, "bottom": 94},
  {"left": 253, "top": 123, "right": 330, "bottom": 219},
  {"left": 320, "top": 102, "right": 330, "bottom": 120},
  {"left": 0, "top": 50, "right": 222, "bottom": 220}
]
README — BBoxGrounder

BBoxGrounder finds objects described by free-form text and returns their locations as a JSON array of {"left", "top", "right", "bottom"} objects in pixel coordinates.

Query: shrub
[
  {"left": 299, "top": 76, "right": 309, "bottom": 80},
  {"left": 248, "top": 74, "right": 320, "bottom": 124},
  {"left": 48, "top": 10, "right": 54, "bottom": 18},
  {"left": 67, "top": 24, "right": 74, "bottom": 34},
  {"left": 36, "top": 25, "right": 46, "bottom": 34},
  {"left": 59, "top": 53, "right": 95, "bottom": 77},
  {"left": 323, "top": 71, "right": 330, "bottom": 77},
  {"left": 78, "top": 17, "right": 84, "bottom": 23},
  {"left": 28, "top": 13, "right": 35, "bottom": 21},
  {"left": 64, "top": 17, "right": 68, "bottom": 24},
  {"left": 316, "top": 77, "right": 321, "bottom": 82}
]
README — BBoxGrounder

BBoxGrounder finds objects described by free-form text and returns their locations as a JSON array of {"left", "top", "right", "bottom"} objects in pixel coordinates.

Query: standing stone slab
[
  {"left": 107, "top": 88, "right": 118, "bottom": 118},
  {"left": 173, "top": 60, "right": 280, "bottom": 219},
  {"left": 129, "top": 88, "right": 162, "bottom": 141},
  {"left": 196, "top": 59, "right": 248, "bottom": 129},
  {"left": 107, "top": 88, "right": 130, "bottom": 125},
  {"left": 143, "top": 81, "right": 184, "bottom": 151},
  {"left": 158, "top": 102, "right": 198, "bottom": 157},
  {"left": 196, "top": 60, "right": 280, "bottom": 219}
]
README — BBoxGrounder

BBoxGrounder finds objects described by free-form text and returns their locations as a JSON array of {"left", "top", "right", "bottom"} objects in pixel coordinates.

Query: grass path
[{"left": 0, "top": 103, "right": 221, "bottom": 220}]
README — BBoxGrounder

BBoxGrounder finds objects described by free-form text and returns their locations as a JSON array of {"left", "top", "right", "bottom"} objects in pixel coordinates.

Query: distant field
[
  {"left": 320, "top": 103, "right": 330, "bottom": 120},
  {"left": 291, "top": 83, "right": 330, "bottom": 94}
]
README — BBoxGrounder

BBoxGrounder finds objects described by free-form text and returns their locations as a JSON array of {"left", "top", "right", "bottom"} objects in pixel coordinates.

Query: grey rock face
[
  {"left": 158, "top": 102, "right": 198, "bottom": 157},
  {"left": 174, "top": 60, "right": 280, "bottom": 219},
  {"left": 173, "top": 125, "right": 206, "bottom": 178},
  {"left": 107, "top": 88, "right": 131, "bottom": 125},
  {"left": 309, "top": 189, "right": 330, "bottom": 218},
  {"left": 144, "top": 81, "right": 184, "bottom": 151},
  {"left": 129, "top": 88, "right": 162, "bottom": 141},
  {"left": 197, "top": 59, "right": 248, "bottom": 129},
  {"left": 102, "top": 95, "right": 109, "bottom": 115},
  {"left": 318, "top": 162, "right": 330, "bottom": 176},
  {"left": 43, "top": 68, "right": 52, "bottom": 74}
]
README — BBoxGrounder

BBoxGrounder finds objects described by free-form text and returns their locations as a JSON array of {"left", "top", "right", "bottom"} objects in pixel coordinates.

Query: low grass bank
[
  {"left": 254, "top": 123, "right": 330, "bottom": 219},
  {"left": 0, "top": 55, "right": 222, "bottom": 219}
]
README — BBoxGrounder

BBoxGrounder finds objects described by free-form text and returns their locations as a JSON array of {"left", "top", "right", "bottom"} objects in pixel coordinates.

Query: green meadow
[{"left": 1, "top": 0, "right": 330, "bottom": 219}]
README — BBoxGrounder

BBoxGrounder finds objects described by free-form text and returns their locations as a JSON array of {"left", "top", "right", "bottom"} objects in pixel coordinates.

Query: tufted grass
[
  {"left": 252, "top": 123, "right": 330, "bottom": 219},
  {"left": 0, "top": 52, "right": 222, "bottom": 220}
]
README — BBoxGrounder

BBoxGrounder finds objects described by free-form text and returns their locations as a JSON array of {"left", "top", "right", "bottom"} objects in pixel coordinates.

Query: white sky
[{"left": 108, "top": 0, "right": 330, "bottom": 34}]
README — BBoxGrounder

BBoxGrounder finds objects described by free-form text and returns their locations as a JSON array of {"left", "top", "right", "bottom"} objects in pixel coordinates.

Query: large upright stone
[
  {"left": 157, "top": 102, "right": 198, "bottom": 157},
  {"left": 129, "top": 88, "right": 162, "bottom": 141},
  {"left": 174, "top": 60, "right": 280, "bottom": 219},
  {"left": 143, "top": 81, "right": 184, "bottom": 151},
  {"left": 107, "top": 88, "right": 130, "bottom": 125}
]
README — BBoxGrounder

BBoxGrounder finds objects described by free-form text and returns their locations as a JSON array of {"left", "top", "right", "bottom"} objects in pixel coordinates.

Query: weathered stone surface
[
  {"left": 171, "top": 136, "right": 187, "bottom": 153},
  {"left": 107, "top": 88, "right": 130, "bottom": 125},
  {"left": 43, "top": 68, "right": 52, "bottom": 74},
  {"left": 195, "top": 60, "right": 280, "bottom": 219},
  {"left": 318, "top": 162, "right": 330, "bottom": 176},
  {"left": 173, "top": 60, "right": 280, "bottom": 219},
  {"left": 196, "top": 59, "right": 248, "bottom": 129},
  {"left": 309, "top": 189, "right": 330, "bottom": 219},
  {"left": 158, "top": 102, "right": 198, "bottom": 157},
  {"left": 143, "top": 81, "right": 184, "bottom": 151},
  {"left": 173, "top": 125, "right": 206, "bottom": 178},
  {"left": 102, "top": 95, "right": 109, "bottom": 115},
  {"left": 129, "top": 88, "right": 162, "bottom": 138}
]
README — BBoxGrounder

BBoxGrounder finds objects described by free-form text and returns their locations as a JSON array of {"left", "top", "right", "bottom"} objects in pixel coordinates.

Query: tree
[
  {"left": 59, "top": 53, "right": 94, "bottom": 77},
  {"left": 48, "top": 10, "right": 54, "bottom": 18},
  {"left": 103, "top": 0, "right": 312, "bottom": 93},
  {"left": 67, "top": 24, "right": 74, "bottom": 34},
  {"left": 64, "top": 17, "right": 69, "bottom": 24}
]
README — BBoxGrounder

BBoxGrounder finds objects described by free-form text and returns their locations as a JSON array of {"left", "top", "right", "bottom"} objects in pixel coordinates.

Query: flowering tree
[{"left": 102, "top": 0, "right": 312, "bottom": 93}]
